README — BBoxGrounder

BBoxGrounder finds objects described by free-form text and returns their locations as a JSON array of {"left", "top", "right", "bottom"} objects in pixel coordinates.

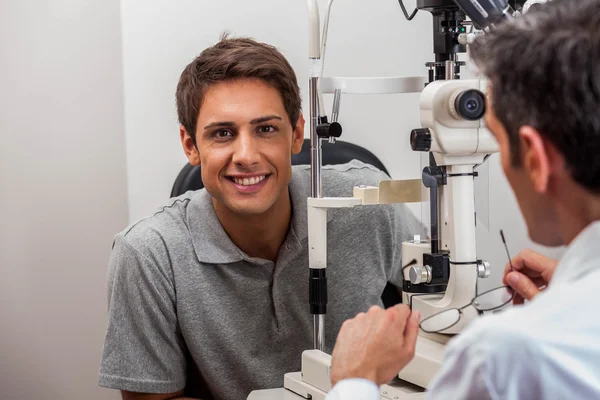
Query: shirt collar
[
  {"left": 186, "top": 190, "right": 246, "bottom": 264},
  {"left": 187, "top": 167, "right": 313, "bottom": 265},
  {"left": 552, "top": 220, "right": 600, "bottom": 285}
]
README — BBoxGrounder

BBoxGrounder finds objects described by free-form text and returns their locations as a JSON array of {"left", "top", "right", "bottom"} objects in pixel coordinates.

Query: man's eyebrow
[
  {"left": 203, "top": 121, "right": 236, "bottom": 130},
  {"left": 250, "top": 115, "right": 283, "bottom": 125},
  {"left": 203, "top": 115, "right": 282, "bottom": 130}
]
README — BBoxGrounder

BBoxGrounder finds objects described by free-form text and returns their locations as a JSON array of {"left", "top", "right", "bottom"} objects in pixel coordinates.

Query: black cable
[{"left": 398, "top": 0, "right": 418, "bottom": 20}]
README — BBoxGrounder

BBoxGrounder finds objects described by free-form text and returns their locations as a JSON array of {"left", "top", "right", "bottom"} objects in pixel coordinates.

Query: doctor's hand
[
  {"left": 330, "top": 305, "right": 420, "bottom": 387},
  {"left": 502, "top": 249, "right": 558, "bottom": 305}
]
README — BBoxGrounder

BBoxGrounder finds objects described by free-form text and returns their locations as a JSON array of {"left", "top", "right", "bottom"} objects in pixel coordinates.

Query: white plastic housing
[{"left": 419, "top": 79, "right": 497, "bottom": 156}]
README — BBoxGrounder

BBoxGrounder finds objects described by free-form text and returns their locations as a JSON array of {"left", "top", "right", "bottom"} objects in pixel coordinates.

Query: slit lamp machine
[{"left": 248, "top": 1, "right": 547, "bottom": 398}]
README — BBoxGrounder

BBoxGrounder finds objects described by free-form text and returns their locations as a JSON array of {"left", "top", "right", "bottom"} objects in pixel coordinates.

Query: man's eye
[
  {"left": 214, "top": 130, "right": 233, "bottom": 139},
  {"left": 257, "top": 125, "right": 277, "bottom": 134}
]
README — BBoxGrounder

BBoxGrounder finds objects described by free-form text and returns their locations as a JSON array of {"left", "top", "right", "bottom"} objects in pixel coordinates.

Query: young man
[
  {"left": 98, "top": 36, "right": 422, "bottom": 399},
  {"left": 326, "top": 0, "right": 600, "bottom": 398}
]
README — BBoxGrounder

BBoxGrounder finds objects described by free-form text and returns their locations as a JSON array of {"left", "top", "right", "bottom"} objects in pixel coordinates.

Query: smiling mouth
[{"left": 227, "top": 174, "right": 270, "bottom": 186}]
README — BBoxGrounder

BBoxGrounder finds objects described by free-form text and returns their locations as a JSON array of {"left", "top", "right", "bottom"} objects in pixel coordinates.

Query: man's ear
[
  {"left": 519, "top": 125, "right": 556, "bottom": 193},
  {"left": 291, "top": 113, "right": 305, "bottom": 155},
  {"left": 180, "top": 125, "right": 201, "bottom": 166}
]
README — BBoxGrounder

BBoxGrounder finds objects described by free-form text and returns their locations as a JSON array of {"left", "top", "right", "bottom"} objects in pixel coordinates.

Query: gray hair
[{"left": 469, "top": 0, "right": 600, "bottom": 192}]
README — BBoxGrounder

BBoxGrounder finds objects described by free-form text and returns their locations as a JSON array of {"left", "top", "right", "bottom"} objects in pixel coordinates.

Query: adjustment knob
[
  {"left": 523, "top": 0, "right": 548, "bottom": 13},
  {"left": 478, "top": 260, "right": 491, "bottom": 278},
  {"left": 409, "top": 265, "right": 432, "bottom": 285},
  {"left": 458, "top": 32, "right": 479, "bottom": 45},
  {"left": 410, "top": 128, "right": 432, "bottom": 152},
  {"left": 317, "top": 122, "right": 342, "bottom": 138}
]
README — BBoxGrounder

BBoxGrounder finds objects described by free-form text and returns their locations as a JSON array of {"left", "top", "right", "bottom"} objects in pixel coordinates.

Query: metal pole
[
  {"left": 314, "top": 314, "right": 325, "bottom": 350},
  {"left": 309, "top": 76, "right": 322, "bottom": 198},
  {"left": 309, "top": 73, "right": 325, "bottom": 352},
  {"left": 445, "top": 60, "right": 455, "bottom": 80}
]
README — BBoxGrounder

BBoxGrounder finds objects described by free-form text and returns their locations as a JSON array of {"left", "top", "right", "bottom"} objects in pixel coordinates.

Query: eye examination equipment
[{"left": 248, "top": 1, "right": 546, "bottom": 399}]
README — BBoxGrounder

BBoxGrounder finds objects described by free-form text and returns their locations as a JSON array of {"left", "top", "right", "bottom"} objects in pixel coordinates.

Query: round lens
[
  {"left": 454, "top": 89, "right": 486, "bottom": 121},
  {"left": 419, "top": 309, "right": 460, "bottom": 333},
  {"left": 472, "top": 286, "right": 513, "bottom": 311}
]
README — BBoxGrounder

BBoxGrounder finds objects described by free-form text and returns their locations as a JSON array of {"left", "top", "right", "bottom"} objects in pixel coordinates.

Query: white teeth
[{"left": 232, "top": 175, "right": 266, "bottom": 186}]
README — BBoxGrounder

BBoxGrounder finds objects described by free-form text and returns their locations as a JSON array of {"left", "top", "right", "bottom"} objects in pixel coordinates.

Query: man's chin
[
  {"left": 527, "top": 226, "right": 564, "bottom": 247},
  {"left": 224, "top": 199, "right": 273, "bottom": 217}
]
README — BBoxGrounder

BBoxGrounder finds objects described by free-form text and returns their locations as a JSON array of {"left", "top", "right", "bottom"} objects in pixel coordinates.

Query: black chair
[{"left": 170, "top": 138, "right": 402, "bottom": 307}]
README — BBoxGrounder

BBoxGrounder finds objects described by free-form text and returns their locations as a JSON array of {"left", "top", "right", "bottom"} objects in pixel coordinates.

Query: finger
[
  {"left": 393, "top": 304, "right": 411, "bottom": 321},
  {"left": 512, "top": 293, "right": 525, "bottom": 305},
  {"left": 530, "top": 277, "right": 547, "bottom": 288},
  {"left": 389, "top": 305, "right": 411, "bottom": 331},
  {"left": 503, "top": 271, "right": 546, "bottom": 288},
  {"left": 402, "top": 311, "right": 420, "bottom": 358},
  {"left": 506, "top": 271, "right": 541, "bottom": 301},
  {"left": 338, "top": 318, "right": 354, "bottom": 336},
  {"left": 367, "top": 305, "right": 384, "bottom": 317},
  {"left": 503, "top": 250, "right": 544, "bottom": 285},
  {"left": 514, "top": 249, "right": 554, "bottom": 274}
]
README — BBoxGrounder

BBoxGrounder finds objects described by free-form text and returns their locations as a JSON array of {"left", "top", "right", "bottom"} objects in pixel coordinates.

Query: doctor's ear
[
  {"left": 519, "top": 126, "right": 563, "bottom": 194},
  {"left": 180, "top": 125, "right": 201, "bottom": 166}
]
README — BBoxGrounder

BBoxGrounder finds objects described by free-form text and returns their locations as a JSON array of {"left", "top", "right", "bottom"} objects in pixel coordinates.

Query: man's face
[
  {"left": 181, "top": 78, "right": 304, "bottom": 216},
  {"left": 485, "top": 91, "right": 561, "bottom": 246}
]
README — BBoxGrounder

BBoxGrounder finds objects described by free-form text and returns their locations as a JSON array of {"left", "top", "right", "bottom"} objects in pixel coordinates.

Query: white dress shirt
[{"left": 326, "top": 220, "right": 600, "bottom": 399}]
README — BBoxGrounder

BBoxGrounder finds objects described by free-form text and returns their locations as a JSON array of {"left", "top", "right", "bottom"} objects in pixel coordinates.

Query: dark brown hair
[
  {"left": 470, "top": 0, "right": 600, "bottom": 192},
  {"left": 176, "top": 34, "right": 302, "bottom": 145}
]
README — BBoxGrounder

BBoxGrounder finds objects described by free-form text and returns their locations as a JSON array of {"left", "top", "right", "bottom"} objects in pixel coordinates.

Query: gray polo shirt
[{"left": 98, "top": 160, "right": 422, "bottom": 400}]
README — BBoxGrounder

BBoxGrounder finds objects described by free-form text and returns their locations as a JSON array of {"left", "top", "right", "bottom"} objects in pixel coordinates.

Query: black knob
[
  {"left": 411, "top": 128, "right": 432, "bottom": 151},
  {"left": 317, "top": 122, "right": 342, "bottom": 138}
]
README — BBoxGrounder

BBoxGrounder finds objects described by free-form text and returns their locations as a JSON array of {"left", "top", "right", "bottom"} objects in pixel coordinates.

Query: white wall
[
  {"left": 121, "top": 0, "right": 562, "bottom": 289},
  {"left": 0, "top": 1, "right": 127, "bottom": 399},
  {"left": 121, "top": 0, "right": 433, "bottom": 222}
]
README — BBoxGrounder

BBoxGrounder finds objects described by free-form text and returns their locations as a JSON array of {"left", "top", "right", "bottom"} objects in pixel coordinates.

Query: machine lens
[{"left": 454, "top": 89, "right": 486, "bottom": 121}]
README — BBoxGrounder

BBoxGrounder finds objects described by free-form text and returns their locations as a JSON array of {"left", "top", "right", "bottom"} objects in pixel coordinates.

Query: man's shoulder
[
  {"left": 114, "top": 191, "right": 201, "bottom": 252},
  {"left": 292, "top": 160, "right": 389, "bottom": 197}
]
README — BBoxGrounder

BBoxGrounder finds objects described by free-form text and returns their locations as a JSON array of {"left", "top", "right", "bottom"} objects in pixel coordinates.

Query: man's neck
[
  {"left": 213, "top": 190, "right": 292, "bottom": 262},
  {"left": 557, "top": 183, "right": 600, "bottom": 244}
]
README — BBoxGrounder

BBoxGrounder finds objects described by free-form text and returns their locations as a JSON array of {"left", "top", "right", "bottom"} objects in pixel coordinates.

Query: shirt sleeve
[
  {"left": 98, "top": 234, "right": 187, "bottom": 393},
  {"left": 325, "top": 379, "right": 380, "bottom": 400}
]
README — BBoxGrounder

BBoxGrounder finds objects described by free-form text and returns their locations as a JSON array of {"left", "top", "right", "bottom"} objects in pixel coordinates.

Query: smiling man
[{"left": 98, "top": 36, "right": 423, "bottom": 400}]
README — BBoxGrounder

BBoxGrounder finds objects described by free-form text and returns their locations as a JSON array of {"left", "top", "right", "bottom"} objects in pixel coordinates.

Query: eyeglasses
[{"left": 418, "top": 230, "right": 515, "bottom": 334}]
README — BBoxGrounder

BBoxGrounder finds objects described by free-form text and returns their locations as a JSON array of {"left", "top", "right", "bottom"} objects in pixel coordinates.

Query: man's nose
[{"left": 232, "top": 131, "right": 261, "bottom": 167}]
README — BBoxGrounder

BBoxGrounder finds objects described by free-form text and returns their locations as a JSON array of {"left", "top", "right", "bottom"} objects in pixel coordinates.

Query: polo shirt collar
[
  {"left": 187, "top": 190, "right": 246, "bottom": 264},
  {"left": 187, "top": 170, "right": 313, "bottom": 265}
]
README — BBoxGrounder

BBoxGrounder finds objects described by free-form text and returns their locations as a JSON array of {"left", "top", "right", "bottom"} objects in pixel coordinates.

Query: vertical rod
[
  {"left": 445, "top": 60, "right": 455, "bottom": 80},
  {"left": 332, "top": 88, "right": 342, "bottom": 123},
  {"left": 309, "top": 76, "right": 322, "bottom": 199},
  {"left": 428, "top": 153, "right": 441, "bottom": 254},
  {"left": 309, "top": 73, "right": 325, "bottom": 352},
  {"left": 313, "top": 314, "right": 325, "bottom": 351},
  {"left": 430, "top": 185, "right": 440, "bottom": 254}
]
